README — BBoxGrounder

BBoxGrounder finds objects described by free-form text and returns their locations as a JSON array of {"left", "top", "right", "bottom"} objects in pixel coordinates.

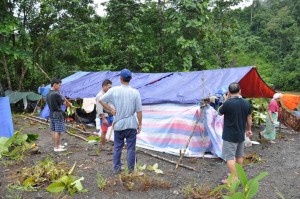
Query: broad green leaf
[
  {"left": 229, "top": 192, "right": 244, "bottom": 199},
  {"left": 235, "top": 163, "right": 247, "bottom": 188},
  {"left": 138, "top": 164, "right": 146, "bottom": 171},
  {"left": 14, "top": 134, "right": 28, "bottom": 145},
  {"left": 230, "top": 180, "right": 240, "bottom": 193},
  {"left": 147, "top": 165, "right": 154, "bottom": 171},
  {"left": 246, "top": 180, "right": 259, "bottom": 199},
  {"left": 46, "top": 182, "right": 65, "bottom": 193},
  {"left": 26, "top": 134, "right": 39, "bottom": 143},
  {"left": 22, "top": 177, "right": 35, "bottom": 186},
  {"left": 57, "top": 175, "right": 69, "bottom": 185},
  {"left": 251, "top": 172, "right": 268, "bottom": 182},
  {"left": 0, "top": 137, "right": 9, "bottom": 145},
  {"left": 153, "top": 163, "right": 158, "bottom": 170},
  {"left": 70, "top": 177, "right": 84, "bottom": 191},
  {"left": 211, "top": 184, "right": 230, "bottom": 195},
  {"left": 154, "top": 169, "right": 163, "bottom": 174}
]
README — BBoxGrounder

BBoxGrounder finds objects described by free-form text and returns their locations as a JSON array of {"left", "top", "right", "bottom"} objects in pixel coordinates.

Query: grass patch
[{"left": 182, "top": 182, "right": 221, "bottom": 199}]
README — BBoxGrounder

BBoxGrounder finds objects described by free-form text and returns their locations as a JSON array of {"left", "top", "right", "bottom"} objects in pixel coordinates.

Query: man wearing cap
[{"left": 99, "top": 69, "right": 142, "bottom": 174}]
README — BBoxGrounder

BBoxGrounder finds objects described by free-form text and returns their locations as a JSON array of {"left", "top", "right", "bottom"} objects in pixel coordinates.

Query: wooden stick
[
  {"left": 138, "top": 149, "right": 196, "bottom": 171},
  {"left": 28, "top": 115, "right": 90, "bottom": 134},
  {"left": 36, "top": 63, "right": 51, "bottom": 81},
  {"left": 175, "top": 105, "right": 205, "bottom": 169},
  {"left": 22, "top": 115, "right": 88, "bottom": 141},
  {"left": 31, "top": 96, "right": 43, "bottom": 115}
]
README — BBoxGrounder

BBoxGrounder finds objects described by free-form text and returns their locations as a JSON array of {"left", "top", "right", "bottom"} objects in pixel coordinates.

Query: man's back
[
  {"left": 219, "top": 97, "right": 251, "bottom": 143},
  {"left": 101, "top": 85, "right": 142, "bottom": 131}
]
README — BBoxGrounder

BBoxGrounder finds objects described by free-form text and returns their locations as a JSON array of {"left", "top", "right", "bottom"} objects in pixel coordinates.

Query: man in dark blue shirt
[{"left": 219, "top": 82, "right": 252, "bottom": 183}]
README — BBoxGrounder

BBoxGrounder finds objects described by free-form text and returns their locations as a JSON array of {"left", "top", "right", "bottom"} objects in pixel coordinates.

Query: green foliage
[
  {"left": 0, "top": 131, "right": 38, "bottom": 159},
  {"left": 1, "top": 0, "right": 299, "bottom": 91},
  {"left": 211, "top": 163, "right": 268, "bottom": 199},
  {"left": 249, "top": 98, "right": 269, "bottom": 125},
  {"left": 97, "top": 173, "right": 107, "bottom": 191},
  {"left": 147, "top": 163, "right": 163, "bottom": 174}
]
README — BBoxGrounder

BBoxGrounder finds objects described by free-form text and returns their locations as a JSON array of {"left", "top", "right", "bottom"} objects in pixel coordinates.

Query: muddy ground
[{"left": 1, "top": 114, "right": 300, "bottom": 199}]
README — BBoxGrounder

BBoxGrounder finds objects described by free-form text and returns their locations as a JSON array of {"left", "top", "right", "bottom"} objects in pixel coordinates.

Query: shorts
[
  {"left": 100, "top": 116, "right": 114, "bottom": 132},
  {"left": 222, "top": 140, "right": 244, "bottom": 161},
  {"left": 50, "top": 118, "right": 66, "bottom": 133}
]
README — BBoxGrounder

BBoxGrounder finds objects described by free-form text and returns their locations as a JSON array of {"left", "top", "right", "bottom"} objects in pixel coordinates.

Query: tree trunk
[
  {"left": 17, "top": 61, "right": 28, "bottom": 91},
  {"left": 0, "top": 79, "right": 4, "bottom": 97},
  {"left": 158, "top": 0, "right": 165, "bottom": 72},
  {"left": 2, "top": 54, "right": 12, "bottom": 90}
]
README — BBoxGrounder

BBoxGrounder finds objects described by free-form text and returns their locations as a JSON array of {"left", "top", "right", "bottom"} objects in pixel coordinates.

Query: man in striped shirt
[{"left": 100, "top": 69, "right": 142, "bottom": 174}]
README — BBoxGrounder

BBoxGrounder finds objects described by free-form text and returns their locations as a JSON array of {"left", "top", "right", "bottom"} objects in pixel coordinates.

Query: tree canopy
[{"left": 0, "top": 0, "right": 299, "bottom": 92}]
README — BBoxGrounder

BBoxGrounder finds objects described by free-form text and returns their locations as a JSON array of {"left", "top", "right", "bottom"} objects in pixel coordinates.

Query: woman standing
[{"left": 259, "top": 93, "right": 282, "bottom": 143}]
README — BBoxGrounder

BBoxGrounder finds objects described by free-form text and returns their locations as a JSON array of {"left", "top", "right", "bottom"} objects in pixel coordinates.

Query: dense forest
[{"left": 0, "top": 0, "right": 299, "bottom": 92}]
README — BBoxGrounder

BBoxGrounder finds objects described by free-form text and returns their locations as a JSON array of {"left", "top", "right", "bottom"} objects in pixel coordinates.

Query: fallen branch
[
  {"left": 28, "top": 115, "right": 90, "bottom": 134},
  {"left": 22, "top": 115, "right": 88, "bottom": 142},
  {"left": 138, "top": 149, "right": 196, "bottom": 171}
]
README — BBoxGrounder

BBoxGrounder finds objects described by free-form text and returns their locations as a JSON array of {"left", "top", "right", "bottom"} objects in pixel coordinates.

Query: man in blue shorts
[
  {"left": 100, "top": 69, "right": 142, "bottom": 174},
  {"left": 96, "top": 79, "right": 114, "bottom": 150},
  {"left": 46, "top": 78, "right": 67, "bottom": 152},
  {"left": 219, "top": 82, "right": 252, "bottom": 183}
]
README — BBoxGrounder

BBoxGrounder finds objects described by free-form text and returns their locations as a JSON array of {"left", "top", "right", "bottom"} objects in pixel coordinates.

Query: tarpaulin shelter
[
  {"left": 0, "top": 97, "right": 14, "bottom": 138},
  {"left": 42, "top": 66, "right": 275, "bottom": 157},
  {"left": 5, "top": 90, "right": 41, "bottom": 109}
]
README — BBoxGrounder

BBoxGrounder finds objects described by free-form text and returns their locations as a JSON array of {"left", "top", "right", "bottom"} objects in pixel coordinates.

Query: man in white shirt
[{"left": 96, "top": 79, "right": 113, "bottom": 149}]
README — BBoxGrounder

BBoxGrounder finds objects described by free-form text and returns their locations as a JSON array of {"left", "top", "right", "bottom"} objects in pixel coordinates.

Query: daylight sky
[{"left": 93, "top": 0, "right": 254, "bottom": 16}]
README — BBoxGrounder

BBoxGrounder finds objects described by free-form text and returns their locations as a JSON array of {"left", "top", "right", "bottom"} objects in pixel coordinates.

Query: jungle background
[{"left": 1, "top": 0, "right": 300, "bottom": 92}]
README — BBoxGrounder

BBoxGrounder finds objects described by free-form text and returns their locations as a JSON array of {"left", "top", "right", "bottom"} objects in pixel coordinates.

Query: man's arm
[
  {"left": 136, "top": 111, "right": 142, "bottom": 134},
  {"left": 99, "top": 100, "right": 116, "bottom": 115},
  {"left": 246, "top": 114, "right": 253, "bottom": 137}
]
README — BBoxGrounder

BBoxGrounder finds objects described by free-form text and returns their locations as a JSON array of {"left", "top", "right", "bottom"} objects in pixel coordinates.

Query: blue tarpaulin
[
  {"left": 59, "top": 66, "right": 274, "bottom": 104},
  {"left": 0, "top": 97, "right": 14, "bottom": 138},
  {"left": 41, "top": 71, "right": 90, "bottom": 97}
]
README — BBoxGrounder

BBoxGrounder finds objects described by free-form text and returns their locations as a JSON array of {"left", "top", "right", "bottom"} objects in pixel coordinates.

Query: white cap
[{"left": 273, "top": 93, "right": 282, "bottom": 99}]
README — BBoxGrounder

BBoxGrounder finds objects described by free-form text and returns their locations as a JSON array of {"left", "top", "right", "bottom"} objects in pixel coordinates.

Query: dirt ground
[{"left": 1, "top": 114, "right": 300, "bottom": 199}]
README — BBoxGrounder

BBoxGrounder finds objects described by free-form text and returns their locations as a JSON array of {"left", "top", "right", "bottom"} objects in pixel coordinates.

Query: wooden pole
[
  {"left": 138, "top": 149, "right": 196, "bottom": 171},
  {"left": 31, "top": 96, "right": 43, "bottom": 115},
  {"left": 175, "top": 104, "right": 205, "bottom": 169}
]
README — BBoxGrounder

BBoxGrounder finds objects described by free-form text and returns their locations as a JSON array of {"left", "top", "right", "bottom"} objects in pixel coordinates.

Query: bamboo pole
[
  {"left": 175, "top": 105, "right": 205, "bottom": 169},
  {"left": 138, "top": 149, "right": 196, "bottom": 171}
]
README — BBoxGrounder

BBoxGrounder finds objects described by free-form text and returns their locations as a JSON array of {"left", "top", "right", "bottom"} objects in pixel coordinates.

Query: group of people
[
  {"left": 46, "top": 70, "right": 282, "bottom": 180},
  {"left": 46, "top": 69, "right": 142, "bottom": 174}
]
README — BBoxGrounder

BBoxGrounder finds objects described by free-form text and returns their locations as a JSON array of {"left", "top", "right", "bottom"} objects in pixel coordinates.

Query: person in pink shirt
[{"left": 259, "top": 93, "right": 282, "bottom": 143}]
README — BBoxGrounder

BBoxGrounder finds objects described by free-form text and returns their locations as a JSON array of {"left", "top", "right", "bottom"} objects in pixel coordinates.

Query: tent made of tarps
[
  {"left": 59, "top": 66, "right": 275, "bottom": 102},
  {"left": 40, "top": 66, "right": 275, "bottom": 158},
  {"left": 281, "top": 94, "right": 300, "bottom": 111},
  {"left": 41, "top": 71, "right": 91, "bottom": 97},
  {"left": 5, "top": 90, "right": 41, "bottom": 109}
]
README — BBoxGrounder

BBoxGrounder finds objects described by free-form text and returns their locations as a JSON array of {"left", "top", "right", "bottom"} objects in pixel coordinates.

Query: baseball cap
[{"left": 120, "top": 69, "right": 132, "bottom": 78}]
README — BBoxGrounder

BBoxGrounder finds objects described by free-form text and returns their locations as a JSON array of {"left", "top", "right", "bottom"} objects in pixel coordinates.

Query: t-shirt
[
  {"left": 95, "top": 90, "right": 114, "bottom": 117},
  {"left": 46, "top": 90, "right": 64, "bottom": 119},
  {"left": 100, "top": 84, "right": 142, "bottom": 131},
  {"left": 219, "top": 97, "right": 251, "bottom": 143}
]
